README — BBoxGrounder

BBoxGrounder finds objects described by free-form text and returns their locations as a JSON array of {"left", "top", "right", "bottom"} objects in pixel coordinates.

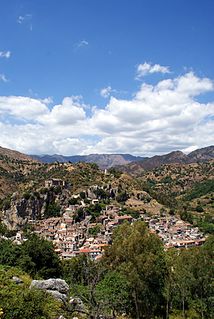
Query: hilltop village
[
  {"left": 10, "top": 176, "right": 205, "bottom": 260},
  {"left": 0, "top": 146, "right": 213, "bottom": 319},
  {"left": 1, "top": 149, "right": 213, "bottom": 260}
]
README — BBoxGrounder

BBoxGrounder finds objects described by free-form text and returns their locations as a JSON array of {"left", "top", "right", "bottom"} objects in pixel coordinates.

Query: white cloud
[
  {"left": 100, "top": 86, "right": 112, "bottom": 98},
  {"left": 40, "top": 96, "right": 86, "bottom": 126},
  {"left": 100, "top": 86, "right": 125, "bottom": 98},
  {"left": 0, "top": 74, "right": 9, "bottom": 82},
  {"left": 39, "top": 97, "right": 53, "bottom": 105},
  {"left": 136, "top": 62, "right": 170, "bottom": 78},
  {"left": 17, "top": 14, "right": 32, "bottom": 24},
  {"left": 181, "top": 145, "right": 198, "bottom": 154},
  {"left": 75, "top": 40, "right": 89, "bottom": 49},
  {"left": 0, "top": 96, "right": 49, "bottom": 120},
  {"left": 0, "top": 71, "right": 213, "bottom": 156},
  {"left": 17, "top": 16, "right": 25, "bottom": 24},
  {"left": 17, "top": 14, "right": 33, "bottom": 31},
  {"left": 0, "top": 51, "right": 11, "bottom": 59}
]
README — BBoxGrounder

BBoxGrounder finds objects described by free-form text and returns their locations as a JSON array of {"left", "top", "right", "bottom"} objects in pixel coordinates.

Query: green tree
[
  {"left": 170, "top": 249, "right": 195, "bottom": 319},
  {"left": 73, "top": 207, "right": 85, "bottom": 223},
  {"left": 89, "top": 225, "right": 101, "bottom": 236},
  {"left": 0, "top": 239, "right": 22, "bottom": 266},
  {"left": 20, "top": 233, "right": 62, "bottom": 278},
  {"left": 104, "top": 221, "right": 167, "bottom": 319},
  {"left": 86, "top": 204, "right": 102, "bottom": 222},
  {"left": 44, "top": 201, "right": 61, "bottom": 218},
  {"left": 116, "top": 191, "right": 129, "bottom": 203},
  {"left": 166, "top": 237, "right": 214, "bottom": 319},
  {"left": 190, "top": 236, "right": 214, "bottom": 319},
  {"left": 96, "top": 271, "right": 130, "bottom": 317},
  {"left": 63, "top": 254, "right": 103, "bottom": 318}
]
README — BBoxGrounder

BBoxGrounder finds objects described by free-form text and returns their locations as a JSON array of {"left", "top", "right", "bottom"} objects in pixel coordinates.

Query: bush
[
  {"left": 0, "top": 234, "right": 62, "bottom": 279},
  {"left": 23, "top": 192, "right": 31, "bottom": 200},
  {"left": 89, "top": 225, "right": 101, "bottom": 236},
  {"left": 0, "top": 266, "right": 61, "bottom": 319},
  {"left": 68, "top": 197, "right": 79, "bottom": 205},
  {"left": 195, "top": 205, "right": 204, "bottom": 212},
  {"left": 44, "top": 202, "right": 61, "bottom": 218},
  {"left": 2, "top": 198, "right": 11, "bottom": 210},
  {"left": 116, "top": 191, "right": 129, "bottom": 203},
  {"left": 0, "top": 222, "right": 7, "bottom": 235}
]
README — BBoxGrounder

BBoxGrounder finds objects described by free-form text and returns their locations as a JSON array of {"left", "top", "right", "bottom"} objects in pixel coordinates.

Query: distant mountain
[
  {"left": 1, "top": 144, "right": 213, "bottom": 171},
  {"left": 32, "top": 153, "right": 145, "bottom": 169},
  {"left": 188, "top": 145, "right": 214, "bottom": 162},
  {"left": 32, "top": 146, "right": 214, "bottom": 170},
  {"left": 117, "top": 146, "right": 214, "bottom": 174},
  {"left": 136, "top": 150, "right": 189, "bottom": 171}
]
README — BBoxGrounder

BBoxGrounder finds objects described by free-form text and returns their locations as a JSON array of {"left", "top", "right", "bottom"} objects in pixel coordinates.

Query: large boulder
[
  {"left": 30, "top": 278, "right": 69, "bottom": 302},
  {"left": 30, "top": 278, "right": 69, "bottom": 294}
]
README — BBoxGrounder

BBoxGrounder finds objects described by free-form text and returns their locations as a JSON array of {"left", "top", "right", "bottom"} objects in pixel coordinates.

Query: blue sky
[{"left": 0, "top": 0, "right": 214, "bottom": 156}]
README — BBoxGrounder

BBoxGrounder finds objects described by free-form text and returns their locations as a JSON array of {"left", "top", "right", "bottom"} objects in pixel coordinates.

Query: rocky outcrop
[
  {"left": 2, "top": 188, "right": 67, "bottom": 230},
  {"left": 46, "top": 290, "right": 68, "bottom": 303},
  {"left": 3, "top": 195, "right": 46, "bottom": 230},
  {"left": 30, "top": 278, "right": 69, "bottom": 302}
]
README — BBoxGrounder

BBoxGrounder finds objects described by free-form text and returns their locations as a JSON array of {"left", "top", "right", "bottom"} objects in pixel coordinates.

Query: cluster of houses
[
  {"left": 5, "top": 179, "right": 206, "bottom": 258},
  {"left": 30, "top": 203, "right": 134, "bottom": 260},
  {"left": 30, "top": 205, "right": 206, "bottom": 259},
  {"left": 143, "top": 215, "right": 205, "bottom": 248}
]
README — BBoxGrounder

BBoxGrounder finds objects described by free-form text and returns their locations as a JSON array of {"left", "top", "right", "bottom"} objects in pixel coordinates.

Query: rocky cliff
[{"left": 2, "top": 188, "right": 68, "bottom": 230}]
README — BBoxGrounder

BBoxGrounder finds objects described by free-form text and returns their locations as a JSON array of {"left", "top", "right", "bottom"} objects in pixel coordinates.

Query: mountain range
[
  {"left": 32, "top": 145, "right": 214, "bottom": 170},
  {"left": 117, "top": 146, "right": 214, "bottom": 174},
  {"left": 31, "top": 153, "right": 144, "bottom": 169},
  {"left": 0, "top": 144, "right": 213, "bottom": 170}
]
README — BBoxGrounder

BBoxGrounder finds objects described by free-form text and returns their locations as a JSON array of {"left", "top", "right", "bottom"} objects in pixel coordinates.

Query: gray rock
[
  {"left": 46, "top": 290, "right": 67, "bottom": 303},
  {"left": 69, "top": 297, "right": 85, "bottom": 312},
  {"left": 12, "top": 276, "right": 23, "bottom": 284},
  {"left": 30, "top": 278, "right": 69, "bottom": 294}
]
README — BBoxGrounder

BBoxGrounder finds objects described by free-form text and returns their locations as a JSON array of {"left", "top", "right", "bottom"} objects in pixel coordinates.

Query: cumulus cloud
[
  {"left": 0, "top": 96, "right": 49, "bottom": 120},
  {"left": 0, "top": 71, "right": 213, "bottom": 156},
  {"left": 40, "top": 96, "right": 86, "bottom": 126},
  {"left": 90, "top": 72, "right": 214, "bottom": 155},
  {"left": 136, "top": 62, "right": 170, "bottom": 79},
  {"left": 0, "top": 51, "right": 11, "bottom": 59}
]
